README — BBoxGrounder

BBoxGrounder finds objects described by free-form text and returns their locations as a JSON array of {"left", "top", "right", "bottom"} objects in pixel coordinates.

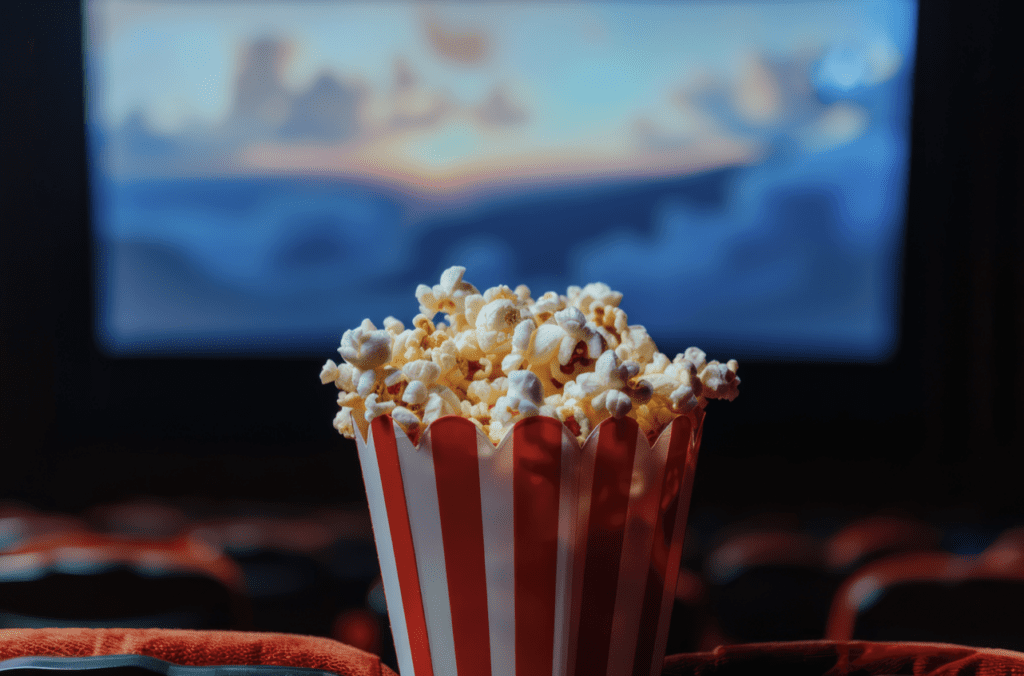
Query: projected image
[{"left": 86, "top": 0, "right": 916, "bottom": 359}]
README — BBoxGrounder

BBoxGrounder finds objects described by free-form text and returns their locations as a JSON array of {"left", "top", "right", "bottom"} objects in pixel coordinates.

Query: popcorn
[
  {"left": 596, "top": 388, "right": 633, "bottom": 418},
  {"left": 423, "top": 391, "right": 460, "bottom": 426},
  {"left": 415, "top": 265, "right": 479, "bottom": 321},
  {"left": 568, "top": 281, "right": 623, "bottom": 316},
  {"left": 669, "top": 385, "right": 700, "bottom": 415},
  {"left": 391, "top": 406, "right": 421, "bottom": 433},
  {"left": 403, "top": 359, "right": 441, "bottom": 385},
  {"left": 530, "top": 291, "right": 566, "bottom": 322},
  {"left": 402, "top": 380, "right": 429, "bottom": 406},
  {"left": 467, "top": 377, "right": 508, "bottom": 406},
  {"left": 507, "top": 370, "right": 546, "bottom": 414},
  {"left": 701, "top": 359, "right": 741, "bottom": 401},
  {"left": 324, "top": 266, "right": 740, "bottom": 445},
  {"left": 382, "top": 316, "right": 405, "bottom": 335},
  {"left": 338, "top": 319, "right": 392, "bottom": 370},
  {"left": 334, "top": 363, "right": 358, "bottom": 391},
  {"left": 333, "top": 409, "right": 357, "bottom": 437},
  {"left": 473, "top": 298, "right": 523, "bottom": 352},
  {"left": 592, "top": 304, "right": 629, "bottom": 349},
  {"left": 553, "top": 307, "right": 604, "bottom": 367},
  {"left": 333, "top": 390, "right": 366, "bottom": 438},
  {"left": 319, "top": 359, "right": 340, "bottom": 385},
  {"left": 364, "top": 393, "right": 396, "bottom": 422},
  {"left": 554, "top": 396, "right": 591, "bottom": 441}
]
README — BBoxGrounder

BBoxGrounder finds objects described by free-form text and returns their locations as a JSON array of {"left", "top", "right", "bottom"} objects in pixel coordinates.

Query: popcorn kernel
[{"left": 323, "top": 266, "right": 738, "bottom": 446}]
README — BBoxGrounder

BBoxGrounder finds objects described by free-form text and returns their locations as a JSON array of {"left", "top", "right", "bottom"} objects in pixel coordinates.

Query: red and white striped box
[{"left": 354, "top": 409, "right": 705, "bottom": 676}]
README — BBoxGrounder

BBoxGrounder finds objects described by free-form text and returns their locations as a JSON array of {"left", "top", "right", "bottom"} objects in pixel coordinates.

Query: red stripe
[
  {"left": 370, "top": 415, "right": 435, "bottom": 676},
  {"left": 513, "top": 416, "right": 564, "bottom": 676},
  {"left": 630, "top": 415, "right": 695, "bottom": 676},
  {"left": 430, "top": 416, "right": 493, "bottom": 676},
  {"left": 692, "top": 408, "right": 705, "bottom": 454},
  {"left": 573, "top": 417, "right": 640, "bottom": 676}
]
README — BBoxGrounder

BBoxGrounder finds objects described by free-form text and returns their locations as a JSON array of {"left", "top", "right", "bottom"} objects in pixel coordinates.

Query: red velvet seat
[
  {"left": 0, "top": 628, "right": 396, "bottom": 676},
  {"left": 826, "top": 550, "right": 1024, "bottom": 651},
  {"left": 0, "top": 531, "right": 248, "bottom": 630},
  {"left": 361, "top": 577, "right": 395, "bottom": 669},
  {"left": 0, "top": 503, "right": 88, "bottom": 551},
  {"left": 331, "top": 608, "right": 382, "bottom": 657},
  {"left": 825, "top": 514, "right": 942, "bottom": 574},
  {"left": 977, "top": 526, "right": 1024, "bottom": 576},
  {"left": 88, "top": 500, "right": 189, "bottom": 539},
  {"left": 662, "top": 640, "right": 1024, "bottom": 675}
]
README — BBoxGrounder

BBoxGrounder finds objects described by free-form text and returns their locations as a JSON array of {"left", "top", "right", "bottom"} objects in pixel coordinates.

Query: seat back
[
  {"left": 0, "top": 628, "right": 395, "bottom": 676},
  {"left": 189, "top": 511, "right": 376, "bottom": 638},
  {"left": 663, "top": 640, "right": 1024, "bottom": 676},
  {"left": 827, "top": 549, "right": 1024, "bottom": 651},
  {"left": 825, "top": 514, "right": 942, "bottom": 575},
  {"left": 705, "top": 529, "right": 832, "bottom": 642},
  {"left": 0, "top": 532, "right": 247, "bottom": 630},
  {"left": 0, "top": 654, "right": 338, "bottom": 676}
]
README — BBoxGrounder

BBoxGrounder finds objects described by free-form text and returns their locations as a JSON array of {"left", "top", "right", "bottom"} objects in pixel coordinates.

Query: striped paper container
[{"left": 354, "top": 408, "right": 705, "bottom": 676}]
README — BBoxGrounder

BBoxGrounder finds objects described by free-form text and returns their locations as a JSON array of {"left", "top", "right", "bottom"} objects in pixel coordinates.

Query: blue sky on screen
[
  {"left": 85, "top": 0, "right": 918, "bottom": 360},
  {"left": 88, "top": 1, "right": 914, "bottom": 171}
]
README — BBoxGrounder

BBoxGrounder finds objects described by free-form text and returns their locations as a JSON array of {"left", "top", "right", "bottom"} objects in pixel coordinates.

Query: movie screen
[{"left": 86, "top": 0, "right": 917, "bottom": 360}]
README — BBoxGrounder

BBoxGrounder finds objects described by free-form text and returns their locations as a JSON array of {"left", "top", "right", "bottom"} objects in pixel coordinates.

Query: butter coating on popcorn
[{"left": 322, "top": 266, "right": 740, "bottom": 446}]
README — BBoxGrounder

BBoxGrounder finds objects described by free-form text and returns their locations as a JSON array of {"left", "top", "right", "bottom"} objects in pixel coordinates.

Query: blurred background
[
  {"left": 2, "top": 0, "right": 1023, "bottom": 669},
  {"left": 86, "top": 0, "right": 912, "bottom": 360}
]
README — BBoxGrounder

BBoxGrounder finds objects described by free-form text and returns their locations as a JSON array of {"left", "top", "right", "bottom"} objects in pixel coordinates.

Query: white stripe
[
  {"left": 564, "top": 424, "right": 600, "bottom": 676},
  {"left": 648, "top": 425, "right": 698, "bottom": 676},
  {"left": 356, "top": 420, "right": 414, "bottom": 676},
  {"left": 607, "top": 425, "right": 670, "bottom": 676},
  {"left": 552, "top": 426, "right": 584, "bottom": 676},
  {"left": 398, "top": 422, "right": 457, "bottom": 676},
  {"left": 478, "top": 427, "right": 516, "bottom": 676}
]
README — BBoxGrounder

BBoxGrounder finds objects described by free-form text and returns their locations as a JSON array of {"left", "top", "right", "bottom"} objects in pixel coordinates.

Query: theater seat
[
  {"left": 331, "top": 609, "right": 382, "bottom": 657},
  {"left": 0, "top": 532, "right": 247, "bottom": 630},
  {"left": 825, "top": 514, "right": 942, "bottom": 575},
  {"left": 0, "top": 504, "right": 88, "bottom": 551},
  {"left": 189, "top": 511, "right": 376, "bottom": 638},
  {"left": 88, "top": 500, "right": 189, "bottom": 540},
  {"left": 663, "top": 567, "right": 715, "bottom": 654},
  {"left": 662, "top": 640, "right": 1024, "bottom": 676},
  {"left": 826, "top": 550, "right": 1024, "bottom": 651},
  {"left": 705, "top": 529, "right": 833, "bottom": 643},
  {"left": 0, "top": 628, "right": 396, "bottom": 676},
  {"left": 977, "top": 526, "right": 1024, "bottom": 576}
]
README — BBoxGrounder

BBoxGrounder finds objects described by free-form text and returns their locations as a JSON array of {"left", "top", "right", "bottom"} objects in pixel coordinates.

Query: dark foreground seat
[
  {"left": 663, "top": 640, "right": 1024, "bottom": 676},
  {"left": 188, "top": 511, "right": 377, "bottom": 639},
  {"left": 0, "top": 532, "right": 247, "bottom": 630},
  {"left": 0, "top": 628, "right": 395, "bottom": 676},
  {"left": 705, "top": 529, "right": 833, "bottom": 643},
  {"left": 827, "top": 550, "right": 1024, "bottom": 652}
]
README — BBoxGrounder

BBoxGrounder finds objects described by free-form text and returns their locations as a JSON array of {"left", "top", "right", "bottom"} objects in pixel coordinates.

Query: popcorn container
[{"left": 354, "top": 409, "right": 705, "bottom": 676}]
